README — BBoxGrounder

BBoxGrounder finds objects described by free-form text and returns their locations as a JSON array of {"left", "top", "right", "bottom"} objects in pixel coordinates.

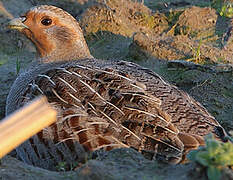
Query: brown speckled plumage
[{"left": 6, "top": 5, "right": 228, "bottom": 170}]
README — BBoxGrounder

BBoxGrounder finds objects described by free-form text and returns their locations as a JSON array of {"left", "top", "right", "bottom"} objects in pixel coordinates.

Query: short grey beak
[{"left": 8, "top": 17, "right": 28, "bottom": 31}]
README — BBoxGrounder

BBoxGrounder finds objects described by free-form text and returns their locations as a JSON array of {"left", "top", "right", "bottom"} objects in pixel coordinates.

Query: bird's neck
[{"left": 37, "top": 38, "right": 93, "bottom": 63}]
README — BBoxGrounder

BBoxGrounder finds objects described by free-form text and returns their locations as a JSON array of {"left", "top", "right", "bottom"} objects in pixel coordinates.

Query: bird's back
[{"left": 6, "top": 58, "right": 226, "bottom": 170}]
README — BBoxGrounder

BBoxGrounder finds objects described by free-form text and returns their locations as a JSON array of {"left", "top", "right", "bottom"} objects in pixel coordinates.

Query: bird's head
[{"left": 8, "top": 5, "right": 92, "bottom": 62}]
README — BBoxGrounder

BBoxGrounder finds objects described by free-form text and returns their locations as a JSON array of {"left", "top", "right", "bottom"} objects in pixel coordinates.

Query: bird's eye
[{"left": 41, "top": 18, "right": 52, "bottom": 26}]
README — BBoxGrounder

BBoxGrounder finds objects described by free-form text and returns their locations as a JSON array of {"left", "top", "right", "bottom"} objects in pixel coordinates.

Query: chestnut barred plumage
[{"left": 7, "top": 5, "right": 228, "bottom": 170}]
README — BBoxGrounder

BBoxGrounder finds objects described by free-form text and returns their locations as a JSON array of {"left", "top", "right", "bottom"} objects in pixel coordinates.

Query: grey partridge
[{"left": 6, "top": 5, "right": 228, "bottom": 171}]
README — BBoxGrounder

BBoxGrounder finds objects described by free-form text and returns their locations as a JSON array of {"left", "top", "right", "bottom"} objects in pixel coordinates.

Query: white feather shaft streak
[
  {"left": 99, "top": 110, "right": 118, "bottom": 126},
  {"left": 51, "top": 88, "right": 68, "bottom": 104},
  {"left": 58, "top": 77, "right": 77, "bottom": 92},
  {"left": 79, "top": 79, "right": 124, "bottom": 115},
  {"left": 120, "top": 124, "right": 141, "bottom": 141},
  {"left": 122, "top": 92, "right": 161, "bottom": 105},
  {"left": 74, "top": 65, "right": 144, "bottom": 90},
  {"left": 38, "top": 74, "right": 56, "bottom": 86},
  {"left": 142, "top": 133, "right": 182, "bottom": 153},
  {"left": 124, "top": 106, "right": 176, "bottom": 134}
]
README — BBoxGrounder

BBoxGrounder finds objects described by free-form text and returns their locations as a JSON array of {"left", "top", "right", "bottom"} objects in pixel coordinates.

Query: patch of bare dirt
[
  {"left": 129, "top": 6, "right": 233, "bottom": 63},
  {"left": 175, "top": 6, "right": 217, "bottom": 39},
  {"left": 81, "top": 0, "right": 168, "bottom": 37}
]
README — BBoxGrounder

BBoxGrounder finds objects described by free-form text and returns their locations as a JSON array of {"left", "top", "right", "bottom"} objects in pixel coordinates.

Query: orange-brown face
[
  {"left": 8, "top": 5, "right": 92, "bottom": 62},
  {"left": 20, "top": 9, "right": 56, "bottom": 57}
]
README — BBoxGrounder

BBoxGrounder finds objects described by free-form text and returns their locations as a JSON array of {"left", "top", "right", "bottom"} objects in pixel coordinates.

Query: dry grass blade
[{"left": 0, "top": 96, "right": 57, "bottom": 158}]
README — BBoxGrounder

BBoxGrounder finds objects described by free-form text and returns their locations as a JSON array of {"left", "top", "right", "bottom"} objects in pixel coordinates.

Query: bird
[{"left": 6, "top": 5, "right": 228, "bottom": 171}]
